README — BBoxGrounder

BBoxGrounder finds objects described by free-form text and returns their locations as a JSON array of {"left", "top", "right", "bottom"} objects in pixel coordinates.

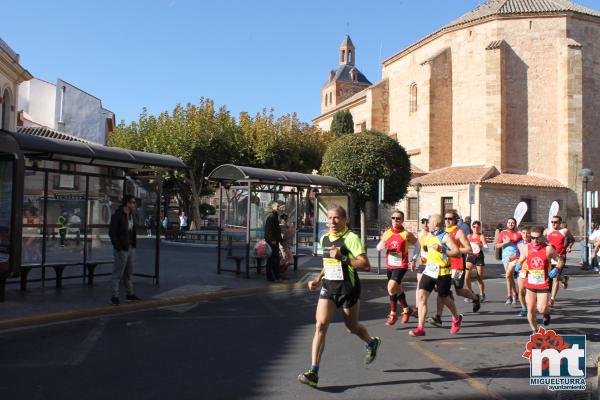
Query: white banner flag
[
  {"left": 547, "top": 201, "right": 560, "bottom": 229},
  {"left": 514, "top": 201, "right": 528, "bottom": 227}
]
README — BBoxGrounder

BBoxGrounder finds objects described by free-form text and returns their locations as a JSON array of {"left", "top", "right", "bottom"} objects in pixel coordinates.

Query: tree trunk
[
  {"left": 360, "top": 208, "right": 367, "bottom": 249},
  {"left": 189, "top": 176, "right": 202, "bottom": 230}
]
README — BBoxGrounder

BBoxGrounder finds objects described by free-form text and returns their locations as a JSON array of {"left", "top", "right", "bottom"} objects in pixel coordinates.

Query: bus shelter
[
  {"left": 207, "top": 164, "right": 346, "bottom": 278},
  {"left": 0, "top": 129, "right": 186, "bottom": 301}
]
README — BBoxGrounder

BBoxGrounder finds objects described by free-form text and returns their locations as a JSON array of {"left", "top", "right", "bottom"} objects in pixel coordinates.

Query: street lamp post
[{"left": 579, "top": 168, "right": 594, "bottom": 267}]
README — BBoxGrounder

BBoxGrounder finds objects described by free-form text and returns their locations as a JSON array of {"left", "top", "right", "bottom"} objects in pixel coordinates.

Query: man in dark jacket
[
  {"left": 264, "top": 202, "right": 282, "bottom": 281},
  {"left": 109, "top": 195, "right": 140, "bottom": 305}
]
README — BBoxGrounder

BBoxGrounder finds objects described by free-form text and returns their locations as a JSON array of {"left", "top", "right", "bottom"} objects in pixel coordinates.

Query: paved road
[{"left": 0, "top": 276, "right": 598, "bottom": 400}]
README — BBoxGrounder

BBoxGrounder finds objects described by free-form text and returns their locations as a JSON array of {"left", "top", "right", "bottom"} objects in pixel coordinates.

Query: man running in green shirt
[{"left": 298, "top": 205, "right": 381, "bottom": 388}]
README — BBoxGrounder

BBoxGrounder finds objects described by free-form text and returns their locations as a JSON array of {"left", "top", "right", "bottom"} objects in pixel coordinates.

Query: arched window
[
  {"left": 409, "top": 83, "right": 418, "bottom": 114},
  {"left": 348, "top": 50, "right": 352, "bottom": 64},
  {"left": 340, "top": 50, "right": 345, "bottom": 63},
  {"left": 325, "top": 93, "right": 328, "bottom": 106},
  {"left": 1, "top": 89, "right": 11, "bottom": 130}
]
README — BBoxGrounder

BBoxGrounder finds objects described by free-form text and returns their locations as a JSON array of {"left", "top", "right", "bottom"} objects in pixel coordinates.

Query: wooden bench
[
  {"left": 225, "top": 255, "right": 266, "bottom": 276},
  {"left": 20, "top": 261, "right": 81, "bottom": 290},
  {"left": 84, "top": 260, "right": 114, "bottom": 286}
]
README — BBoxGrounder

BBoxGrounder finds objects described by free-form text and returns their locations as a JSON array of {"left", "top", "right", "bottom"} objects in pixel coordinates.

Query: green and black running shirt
[{"left": 319, "top": 227, "right": 365, "bottom": 295}]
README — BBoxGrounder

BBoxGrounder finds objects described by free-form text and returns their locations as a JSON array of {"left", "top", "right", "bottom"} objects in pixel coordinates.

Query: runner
[
  {"left": 410, "top": 217, "right": 430, "bottom": 317},
  {"left": 409, "top": 214, "right": 464, "bottom": 337},
  {"left": 496, "top": 218, "right": 522, "bottom": 305},
  {"left": 298, "top": 205, "right": 381, "bottom": 388},
  {"left": 429, "top": 210, "right": 480, "bottom": 328},
  {"left": 514, "top": 226, "right": 561, "bottom": 333},
  {"left": 465, "top": 220, "right": 487, "bottom": 302},
  {"left": 376, "top": 210, "right": 417, "bottom": 325},
  {"left": 544, "top": 215, "right": 574, "bottom": 307},
  {"left": 515, "top": 227, "right": 531, "bottom": 317}
]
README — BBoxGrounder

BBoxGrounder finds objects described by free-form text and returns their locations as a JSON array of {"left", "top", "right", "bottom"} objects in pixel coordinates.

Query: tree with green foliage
[
  {"left": 330, "top": 109, "right": 354, "bottom": 136},
  {"left": 110, "top": 99, "right": 334, "bottom": 228},
  {"left": 321, "top": 130, "right": 411, "bottom": 246}
]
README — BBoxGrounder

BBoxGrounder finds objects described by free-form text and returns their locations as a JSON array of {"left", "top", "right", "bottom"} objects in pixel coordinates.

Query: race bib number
[
  {"left": 470, "top": 243, "right": 480, "bottom": 255},
  {"left": 451, "top": 269, "right": 464, "bottom": 280},
  {"left": 424, "top": 262, "right": 439, "bottom": 279},
  {"left": 518, "top": 270, "right": 527, "bottom": 279},
  {"left": 323, "top": 258, "right": 344, "bottom": 281},
  {"left": 527, "top": 270, "right": 545, "bottom": 285},
  {"left": 387, "top": 253, "right": 403, "bottom": 267}
]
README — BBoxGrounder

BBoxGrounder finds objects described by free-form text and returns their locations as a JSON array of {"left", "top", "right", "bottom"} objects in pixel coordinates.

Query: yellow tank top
[{"left": 426, "top": 233, "right": 451, "bottom": 276}]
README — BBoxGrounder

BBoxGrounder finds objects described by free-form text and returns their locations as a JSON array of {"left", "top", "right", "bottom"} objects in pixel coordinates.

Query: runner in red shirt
[
  {"left": 465, "top": 220, "right": 487, "bottom": 302},
  {"left": 377, "top": 210, "right": 417, "bottom": 325},
  {"left": 515, "top": 227, "right": 531, "bottom": 317},
  {"left": 544, "top": 215, "right": 574, "bottom": 306},
  {"left": 515, "top": 226, "right": 561, "bottom": 333}
]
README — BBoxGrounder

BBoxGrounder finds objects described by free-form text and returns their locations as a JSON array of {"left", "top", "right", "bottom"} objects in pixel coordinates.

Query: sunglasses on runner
[
  {"left": 444, "top": 217, "right": 455, "bottom": 221},
  {"left": 391, "top": 217, "right": 403, "bottom": 220},
  {"left": 551, "top": 220, "right": 560, "bottom": 224},
  {"left": 530, "top": 236, "right": 541, "bottom": 241}
]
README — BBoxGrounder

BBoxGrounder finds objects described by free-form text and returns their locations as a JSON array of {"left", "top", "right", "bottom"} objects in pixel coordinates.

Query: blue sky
[{"left": 3, "top": 0, "right": 599, "bottom": 125}]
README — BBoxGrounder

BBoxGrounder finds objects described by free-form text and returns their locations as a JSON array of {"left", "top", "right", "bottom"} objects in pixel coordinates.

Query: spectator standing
[
  {"left": 264, "top": 202, "right": 282, "bottom": 282},
  {"left": 109, "top": 195, "right": 141, "bottom": 306},
  {"left": 179, "top": 211, "right": 188, "bottom": 237},
  {"left": 57, "top": 212, "right": 69, "bottom": 247}
]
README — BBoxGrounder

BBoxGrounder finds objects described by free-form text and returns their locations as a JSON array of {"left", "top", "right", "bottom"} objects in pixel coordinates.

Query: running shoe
[
  {"left": 560, "top": 275, "right": 569, "bottom": 289},
  {"left": 428, "top": 315, "right": 443, "bottom": 328},
  {"left": 549, "top": 298, "right": 555, "bottom": 307},
  {"left": 450, "top": 314, "right": 463, "bottom": 334},
  {"left": 385, "top": 312, "right": 398, "bottom": 326},
  {"left": 517, "top": 308, "right": 527, "bottom": 317},
  {"left": 365, "top": 337, "right": 381, "bottom": 364},
  {"left": 410, "top": 306, "right": 418, "bottom": 318},
  {"left": 472, "top": 294, "right": 481, "bottom": 313},
  {"left": 511, "top": 296, "right": 517, "bottom": 306},
  {"left": 400, "top": 311, "right": 410, "bottom": 324},
  {"left": 505, "top": 296, "right": 512, "bottom": 305},
  {"left": 481, "top": 294, "right": 487, "bottom": 303},
  {"left": 409, "top": 326, "right": 426, "bottom": 337},
  {"left": 543, "top": 314, "right": 551, "bottom": 326},
  {"left": 464, "top": 297, "right": 471, "bottom": 303},
  {"left": 298, "top": 369, "right": 318, "bottom": 388}
]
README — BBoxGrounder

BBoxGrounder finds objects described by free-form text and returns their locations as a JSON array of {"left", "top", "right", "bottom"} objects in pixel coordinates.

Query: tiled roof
[
  {"left": 18, "top": 126, "right": 92, "bottom": 144},
  {"left": 447, "top": 0, "right": 600, "bottom": 28},
  {"left": 325, "top": 64, "right": 372, "bottom": 86},
  {"left": 411, "top": 166, "right": 497, "bottom": 186},
  {"left": 340, "top": 35, "right": 354, "bottom": 47},
  {"left": 410, "top": 165, "right": 566, "bottom": 188},
  {"left": 411, "top": 163, "right": 427, "bottom": 177},
  {"left": 484, "top": 173, "right": 565, "bottom": 188}
]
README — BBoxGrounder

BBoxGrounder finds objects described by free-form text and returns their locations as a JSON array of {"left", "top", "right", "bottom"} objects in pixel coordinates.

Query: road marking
[
  {"left": 408, "top": 341, "right": 507, "bottom": 400},
  {"left": 68, "top": 318, "right": 106, "bottom": 365}
]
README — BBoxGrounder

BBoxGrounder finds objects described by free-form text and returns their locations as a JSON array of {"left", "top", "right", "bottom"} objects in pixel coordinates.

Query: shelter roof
[
  {"left": 2, "top": 129, "right": 186, "bottom": 169},
  {"left": 207, "top": 164, "right": 343, "bottom": 187}
]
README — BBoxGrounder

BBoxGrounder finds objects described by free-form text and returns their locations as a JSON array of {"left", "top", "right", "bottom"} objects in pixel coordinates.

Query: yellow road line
[
  {"left": 409, "top": 341, "right": 507, "bottom": 400},
  {"left": 0, "top": 282, "right": 307, "bottom": 330}
]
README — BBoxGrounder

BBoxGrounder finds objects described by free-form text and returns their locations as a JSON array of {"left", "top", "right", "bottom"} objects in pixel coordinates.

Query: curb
[
  {"left": 0, "top": 282, "right": 305, "bottom": 331},
  {"left": 0, "top": 279, "right": 389, "bottom": 331}
]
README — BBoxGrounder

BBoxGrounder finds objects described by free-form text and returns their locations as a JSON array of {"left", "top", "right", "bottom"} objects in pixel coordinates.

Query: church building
[{"left": 313, "top": 0, "right": 600, "bottom": 231}]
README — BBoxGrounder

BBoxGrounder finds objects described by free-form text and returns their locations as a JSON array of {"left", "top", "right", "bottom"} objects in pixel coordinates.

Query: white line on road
[{"left": 68, "top": 318, "right": 106, "bottom": 365}]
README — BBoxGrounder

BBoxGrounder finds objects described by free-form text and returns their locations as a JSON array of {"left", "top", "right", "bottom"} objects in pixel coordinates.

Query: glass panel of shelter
[
  {"left": 0, "top": 158, "right": 13, "bottom": 261},
  {"left": 22, "top": 169, "right": 45, "bottom": 264}
]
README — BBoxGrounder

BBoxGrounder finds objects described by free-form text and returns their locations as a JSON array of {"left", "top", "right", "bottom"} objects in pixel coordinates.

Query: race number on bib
[
  {"left": 424, "top": 262, "right": 439, "bottom": 279},
  {"left": 470, "top": 243, "right": 480, "bottom": 255},
  {"left": 323, "top": 258, "right": 344, "bottom": 281},
  {"left": 527, "top": 270, "right": 545, "bottom": 285},
  {"left": 387, "top": 253, "right": 403, "bottom": 267},
  {"left": 451, "top": 269, "right": 464, "bottom": 280}
]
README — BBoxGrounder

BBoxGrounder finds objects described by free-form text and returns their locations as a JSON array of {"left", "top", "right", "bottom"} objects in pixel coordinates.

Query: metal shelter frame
[
  {"left": 207, "top": 164, "right": 344, "bottom": 278},
  {"left": 0, "top": 129, "right": 186, "bottom": 301}
]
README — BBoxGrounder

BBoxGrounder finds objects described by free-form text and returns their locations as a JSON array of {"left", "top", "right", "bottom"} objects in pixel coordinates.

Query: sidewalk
[{"left": 0, "top": 238, "right": 597, "bottom": 329}]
